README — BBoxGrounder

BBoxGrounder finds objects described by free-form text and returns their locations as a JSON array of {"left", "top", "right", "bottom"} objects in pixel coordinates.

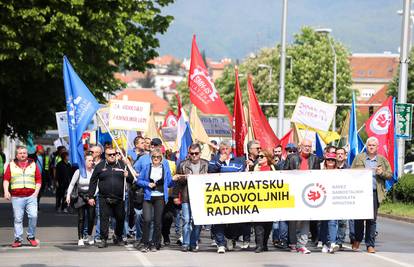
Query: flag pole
[{"left": 96, "top": 111, "right": 137, "bottom": 180}]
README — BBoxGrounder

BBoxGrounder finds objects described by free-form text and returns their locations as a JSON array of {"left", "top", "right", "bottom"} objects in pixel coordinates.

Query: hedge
[{"left": 393, "top": 174, "right": 414, "bottom": 203}]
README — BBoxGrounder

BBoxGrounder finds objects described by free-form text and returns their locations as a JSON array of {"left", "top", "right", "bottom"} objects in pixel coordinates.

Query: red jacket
[{"left": 4, "top": 159, "right": 42, "bottom": 197}]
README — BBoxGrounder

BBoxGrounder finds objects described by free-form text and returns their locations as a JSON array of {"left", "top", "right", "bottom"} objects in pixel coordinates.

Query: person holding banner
[
  {"left": 137, "top": 148, "right": 177, "bottom": 252},
  {"left": 252, "top": 149, "right": 276, "bottom": 253},
  {"left": 351, "top": 137, "right": 392, "bottom": 253},
  {"left": 173, "top": 143, "right": 210, "bottom": 252},
  {"left": 319, "top": 152, "right": 340, "bottom": 253},
  {"left": 87, "top": 147, "right": 134, "bottom": 248},
  {"left": 284, "top": 139, "right": 320, "bottom": 254},
  {"left": 208, "top": 140, "right": 245, "bottom": 254}
]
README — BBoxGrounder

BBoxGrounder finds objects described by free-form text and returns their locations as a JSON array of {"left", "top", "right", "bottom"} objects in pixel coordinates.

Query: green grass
[{"left": 379, "top": 201, "right": 414, "bottom": 218}]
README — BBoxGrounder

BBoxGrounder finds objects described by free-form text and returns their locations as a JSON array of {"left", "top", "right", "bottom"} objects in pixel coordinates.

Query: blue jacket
[
  {"left": 208, "top": 153, "right": 245, "bottom": 173},
  {"left": 137, "top": 163, "right": 175, "bottom": 202},
  {"left": 133, "top": 154, "right": 170, "bottom": 174}
]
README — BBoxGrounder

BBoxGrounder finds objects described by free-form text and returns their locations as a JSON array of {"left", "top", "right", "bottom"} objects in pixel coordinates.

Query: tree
[
  {"left": 387, "top": 49, "right": 414, "bottom": 161},
  {"left": 214, "top": 27, "right": 353, "bottom": 129},
  {"left": 0, "top": 0, "right": 174, "bottom": 139}
]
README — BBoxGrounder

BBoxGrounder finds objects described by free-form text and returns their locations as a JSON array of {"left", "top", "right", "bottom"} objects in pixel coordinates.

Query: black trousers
[
  {"left": 55, "top": 186, "right": 67, "bottom": 211},
  {"left": 254, "top": 222, "right": 273, "bottom": 248},
  {"left": 161, "top": 198, "right": 178, "bottom": 242},
  {"left": 99, "top": 197, "right": 125, "bottom": 241},
  {"left": 142, "top": 196, "right": 165, "bottom": 247},
  {"left": 78, "top": 204, "right": 96, "bottom": 239}
]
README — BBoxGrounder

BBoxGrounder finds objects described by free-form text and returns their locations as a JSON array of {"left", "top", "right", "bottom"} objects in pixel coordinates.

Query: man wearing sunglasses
[
  {"left": 87, "top": 147, "right": 133, "bottom": 248},
  {"left": 173, "top": 143, "right": 209, "bottom": 252}
]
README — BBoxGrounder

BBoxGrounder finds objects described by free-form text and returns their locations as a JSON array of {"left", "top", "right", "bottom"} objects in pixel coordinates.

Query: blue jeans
[
  {"left": 349, "top": 220, "right": 355, "bottom": 242},
  {"left": 134, "top": 208, "right": 143, "bottom": 241},
  {"left": 278, "top": 221, "right": 288, "bottom": 242},
  {"left": 123, "top": 192, "right": 129, "bottom": 237},
  {"left": 174, "top": 206, "right": 182, "bottom": 236},
  {"left": 12, "top": 196, "right": 38, "bottom": 240},
  {"left": 181, "top": 203, "right": 203, "bottom": 248},
  {"left": 272, "top": 222, "right": 279, "bottom": 241},
  {"left": 181, "top": 203, "right": 191, "bottom": 247},
  {"left": 320, "top": 220, "right": 338, "bottom": 245},
  {"left": 337, "top": 220, "right": 347, "bottom": 245},
  {"left": 214, "top": 224, "right": 226, "bottom": 247},
  {"left": 95, "top": 196, "right": 100, "bottom": 239}
]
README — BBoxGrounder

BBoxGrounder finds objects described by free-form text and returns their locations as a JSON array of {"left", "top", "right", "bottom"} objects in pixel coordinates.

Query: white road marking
[
  {"left": 343, "top": 245, "right": 414, "bottom": 267},
  {"left": 126, "top": 246, "right": 153, "bottom": 267}
]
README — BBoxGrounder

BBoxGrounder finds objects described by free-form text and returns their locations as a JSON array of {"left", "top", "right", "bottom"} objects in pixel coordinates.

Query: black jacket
[
  {"left": 88, "top": 160, "right": 133, "bottom": 200},
  {"left": 173, "top": 159, "right": 209, "bottom": 203},
  {"left": 284, "top": 152, "right": 320, "bottom": 170}
]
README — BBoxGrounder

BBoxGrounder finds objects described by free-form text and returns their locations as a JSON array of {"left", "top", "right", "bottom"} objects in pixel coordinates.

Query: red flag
[
  {"left": 280, "top": 129, "right": 294, "bottom": 159},
  {"left": 232, "top": 67, "right": 247, "bottom": 157},
  {"left": 162, "top": 110, "right": 178, "bottom": 128},
  {"left": 365, "top": 96, "right": 395, "bottom": 172},
  {"left": 247, "top": 75, "right": 280, "bottom": 149},
  {"left": 175, "top": 92, "right": 182, "bottom": 118},
  {"left": 188, "top": 35, "right": 231, "bottom": 119}
]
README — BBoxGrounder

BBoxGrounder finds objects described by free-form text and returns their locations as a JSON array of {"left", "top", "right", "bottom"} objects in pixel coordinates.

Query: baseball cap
[
  {"left": 150, "top": 138, "right": 162, "bottom": 146},
  {"left": 36, "top": 145, "right": 44, "bottom": 152},
  {"left": 325, "top": 152, "right": 337, "bottom": 160},
  {"left": 285, "top": 143, "right": 297, "bottom": 150}
]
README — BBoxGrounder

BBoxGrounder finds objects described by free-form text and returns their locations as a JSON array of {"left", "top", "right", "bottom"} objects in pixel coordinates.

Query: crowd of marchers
[{"left": 2, "top": 135, "right": 392, "bottom": 254}]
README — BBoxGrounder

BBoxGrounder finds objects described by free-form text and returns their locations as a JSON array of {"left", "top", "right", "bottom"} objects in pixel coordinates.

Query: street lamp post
[
  {"left": 278, "top": 0, "right": 288, "bottom": 138},
  {"left": 258, "top": 64, "right": 273, "bottom": 83},
  {"left": 315, "top": 28, "right": 337, "bottom": 132}
]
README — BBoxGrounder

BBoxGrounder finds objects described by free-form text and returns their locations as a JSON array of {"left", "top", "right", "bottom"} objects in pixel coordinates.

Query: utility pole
[
  {"left": 278, "top": 0, "right": 288, "bottom": 138},
  {"left": 397, "top": 0, "right": 412, "bottom": 177}
]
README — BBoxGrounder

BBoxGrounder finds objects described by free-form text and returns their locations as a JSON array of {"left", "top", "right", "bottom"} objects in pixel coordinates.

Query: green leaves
[{"left": 0, "top": 0, "right": 174, "bottom": 139}]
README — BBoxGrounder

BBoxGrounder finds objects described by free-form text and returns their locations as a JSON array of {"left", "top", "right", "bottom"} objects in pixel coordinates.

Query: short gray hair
[
  {"left": 247, "top": 140, "right": 260, "bottom": 151},
  {"left": 219, "top": 140, "right": 231, "bottom": 148},
  {"left": 366, "top": 136, "right": 379, "bottom": 146}
]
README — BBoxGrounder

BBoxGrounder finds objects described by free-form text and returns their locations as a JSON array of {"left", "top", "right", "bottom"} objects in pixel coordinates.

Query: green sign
[{"left": 396, "top": 103, "right": 413, "bottom": 140}]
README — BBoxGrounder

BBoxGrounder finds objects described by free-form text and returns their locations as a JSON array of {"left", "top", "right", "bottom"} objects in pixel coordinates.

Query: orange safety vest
[{"left": 10, "top": 161, "right": 36, "bottom": 190}]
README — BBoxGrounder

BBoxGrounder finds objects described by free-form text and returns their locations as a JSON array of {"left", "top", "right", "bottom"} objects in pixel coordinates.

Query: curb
[{"left": 379, "top": 213, "right": 414, "bottom": 224}]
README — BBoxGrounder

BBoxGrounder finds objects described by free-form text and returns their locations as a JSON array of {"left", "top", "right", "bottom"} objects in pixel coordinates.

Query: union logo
[
  {"left": 302, "top": 183, "right": 327, "bottom": 208},
  {"left": 190, "top": 68, "right": 219, "bottom": 102},
  {"left": 369, "top": 106, "right": 391, "bottom": 135}
]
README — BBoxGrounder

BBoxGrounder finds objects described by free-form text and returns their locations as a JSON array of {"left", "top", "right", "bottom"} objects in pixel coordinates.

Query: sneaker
[
  {"left": 11, "top": 239, "right": 22, "bottom": 248},
  {"left": 275, "top": 241, "right": 288, "bottom": 249},
  {"left": 63, "top": 208, "right": 68, "bottom": 213},
  {"left": 217, "top": 246, "right": 226, "bottom": 254},
  {"left": 27, "top": 237, "right": 39, "bottom": 247},
  {"left": 141, "top": 246, "right": 150, "bottom": 253},
  {"left": 241, "top": 241, "right": 250, "bottom": 249},
  {"left": 227, "top": 239, "right": 235, "bottom": 251},
  {"left": 88, "top": 236, "right": 94, "bottom": 245},
  {"left": 98, "top": 240, "right": 107, "bottom": 248},
  {"left": 321, "top": 244, "right": 329, "bottom": 253},
  {"left": 297, "top": 247, "right": 311, "bottom": 254},
  {"left": 329, "top": 243, "right": 339, "bottom": 253},
  {"left": 338, "top": 244, "right": 344, "bottom": 251},
  {"left": 150, "top": 246, "right": 157, "bottom": 252},
  {"left": 190, "top": 246, "right": 199, "bottom": 252},
  {"left": 210, "top": 240, "right": 217, "bottom": 247},
  {"left": 289, "top": 244, "right": 297, "bottom": 252},
  {"left": 83, "top": 236, "right": 88, "bottom": 242},
  {"left": 181, "top": 246, "right": 189, "bottom": 252},
  {"left": 78, "top": 239, "right": 85, "bottom": 246},
  {"left": 95, "top": 237, "right": 102, "bottom": 243}
]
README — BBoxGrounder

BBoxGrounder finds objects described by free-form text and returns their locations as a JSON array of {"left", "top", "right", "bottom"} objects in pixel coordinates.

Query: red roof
[
  {"left": 350, "top": 54, "right": 399, "bottom": 80},
  {"left": 114, "top": 71, "right": 145, "bottom": 83},
  {"left": 148, "top": 55, "right": 180, "bottom": 66},
  {"left": 358, "top": 85, "right": 389, "bottom": 114},
  {"left": 114, "top": 89, "right": 169, "bottom": 113}
]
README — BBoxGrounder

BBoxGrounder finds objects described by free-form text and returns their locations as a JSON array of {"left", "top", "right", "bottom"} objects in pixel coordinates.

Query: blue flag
[
  {"left": 63, "top": 56, "right": 100, "bottom": 177},
  {"left": 347, "top": 92, "right": 364, "bottom": 166},
  {"left": 386, "top": 97, "right": 398, "bottom": 190},
  {"left": 315, "top": 132, "right": 324, "bottom": 158},
  {"left": 178, "top": 122, "right": 193, "bottom": 165}
]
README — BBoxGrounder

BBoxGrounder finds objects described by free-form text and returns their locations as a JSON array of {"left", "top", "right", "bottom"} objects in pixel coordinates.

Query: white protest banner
[
  {"left": 291, "top": 96, "right": 336, "bottom": 131},
  {"left": 108, "top": 99, "right": 150, "bottom": 131},
  {"left": 97, "top": 107, "right": 110, "bottom": 133},
  {"left": 188, "top": 169, "right": 373, "bottom": 225},
  {"left": 56, "top": 111, "right": 69, "bottom": 137}
]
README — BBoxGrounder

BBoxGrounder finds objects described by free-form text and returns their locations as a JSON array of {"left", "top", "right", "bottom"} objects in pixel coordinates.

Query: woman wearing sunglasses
[
  {"left": 252, "top": 149, "right": 276, "bottom": 253},
  {"left": 319, "top": 152, "right": 340, "bottom": 253},
  {"left": 137, "top": 148, "right": 177, "bottom": 252}
]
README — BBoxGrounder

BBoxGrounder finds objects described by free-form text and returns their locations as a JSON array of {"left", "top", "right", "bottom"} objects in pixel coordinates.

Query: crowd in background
[{"left": 2, "top": 135, "right": 392, "bottom": 254}]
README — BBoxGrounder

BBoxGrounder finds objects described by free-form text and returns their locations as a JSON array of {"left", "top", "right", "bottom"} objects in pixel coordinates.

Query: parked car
[{"left": 403, "top": 162, "right": 414, "bottom": 174}]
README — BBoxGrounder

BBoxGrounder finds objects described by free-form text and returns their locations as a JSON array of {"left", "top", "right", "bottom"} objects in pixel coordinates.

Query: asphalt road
[{"left": 0, "top": 197, "right": 413, "bottom": 267}]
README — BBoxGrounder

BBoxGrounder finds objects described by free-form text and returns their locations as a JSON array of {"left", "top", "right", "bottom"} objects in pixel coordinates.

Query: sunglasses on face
[
  {"left": 106, "top": 153, "right": 117, "bottom": 157},
  {"left": 189, "top": 152, "right": 200, "bottom": 156},
  {"left": 326, "top": 159, "right": 336, "bottom": 162},
  {"left": 258, "top": 155, "right": 265, "bottom": 159},
  {"left": 287, "top": 150, "right": 296, "bottom": 153},
  {"left": 152, "top": 155, "right": 162, "bottom": 160},
  {"left": 252, "top": 147, "right": 261, "bottom": 150}
]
